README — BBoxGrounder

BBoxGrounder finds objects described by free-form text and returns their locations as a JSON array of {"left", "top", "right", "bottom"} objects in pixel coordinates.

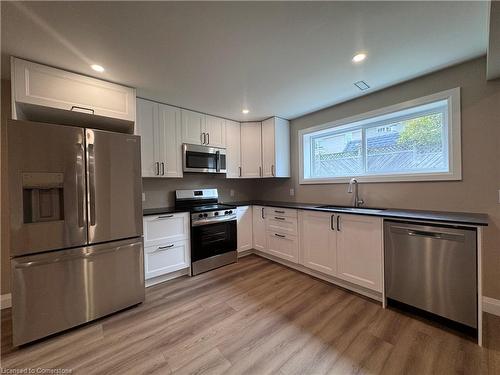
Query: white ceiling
[{"left": 1, "top": 1, "right": 489, "bottom": 121}]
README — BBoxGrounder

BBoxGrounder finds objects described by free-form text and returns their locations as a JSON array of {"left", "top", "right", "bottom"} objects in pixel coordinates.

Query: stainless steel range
[{"left": 175, "top": 189, "right": 237, "bottom": 275}]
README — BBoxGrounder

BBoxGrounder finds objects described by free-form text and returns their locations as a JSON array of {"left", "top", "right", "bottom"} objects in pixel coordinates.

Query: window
[{"left": 300, "top": 88, "right": 461, "bottom": 184}]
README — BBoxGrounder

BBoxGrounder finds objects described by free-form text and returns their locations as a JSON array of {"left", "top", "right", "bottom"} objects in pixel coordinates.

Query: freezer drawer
[
  {"left": 384, "top": 221, "right": 477, "bottom": 328},
  {"left": 11, "top": 238, "right": 145, "bottom": 346}
]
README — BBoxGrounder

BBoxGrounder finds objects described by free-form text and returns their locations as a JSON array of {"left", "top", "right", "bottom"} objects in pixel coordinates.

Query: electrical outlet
[
  {"left": 289, "top": 188, "right": 295, "bottom": 196},
  {"left": 142, "top": 192, "right": 146, "bottom": 202},
  {"left": 230, "top": 189, "right": 235, "bottom": 197}
]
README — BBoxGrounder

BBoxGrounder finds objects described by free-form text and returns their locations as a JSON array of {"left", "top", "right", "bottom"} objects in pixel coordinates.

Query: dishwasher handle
[{"left": 391, "top": 225, "right": 465, "bottom": 242}]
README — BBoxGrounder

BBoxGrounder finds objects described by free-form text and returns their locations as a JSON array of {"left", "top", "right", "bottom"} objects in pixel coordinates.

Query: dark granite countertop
[
  {"left": 143, "top": 206, "right": 187, "bottom": 216},
  {"left": 222, "top": 200, "right": 488, "bottom": 226}
]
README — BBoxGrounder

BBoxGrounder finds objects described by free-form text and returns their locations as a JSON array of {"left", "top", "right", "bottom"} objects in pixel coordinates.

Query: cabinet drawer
[
  {"left": 266, "top": 231, "right": 298, "bottom": 263},
  {"left": 264, "top": 207, "right": 297, "bottom": 219},
  {"left": 143, "top": 212, "right": 189, "bottom": 247},
  {"left": 265, "top": 215, "right": 297, "bottom": 235},
  {"left": 144, "top": 240, "right": 189, "bottom": 280}
]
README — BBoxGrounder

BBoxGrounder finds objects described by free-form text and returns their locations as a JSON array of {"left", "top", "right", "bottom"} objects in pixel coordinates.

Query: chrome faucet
[{"left": 348, "top": 178, "right": 364, "bottom": 208}]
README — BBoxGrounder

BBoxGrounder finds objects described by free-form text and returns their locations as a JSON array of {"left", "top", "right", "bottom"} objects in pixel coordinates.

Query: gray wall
[
  {"left": 255, "top": 57, "right": 500, "bottom": 300},
  {"left": 142, "top": 175, "right": 261, "bottom": 208}
]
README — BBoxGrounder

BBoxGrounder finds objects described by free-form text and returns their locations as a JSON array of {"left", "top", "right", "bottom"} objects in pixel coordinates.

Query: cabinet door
[
  {"left": 336, "top": 214, "right": 383, "bottom": 291},
  {"left": 225, "top": 120, "right": 241, "bottom": 178},
  {"left": 266, "top": 232, "right": 298, "bottom": 263},
  {"left": 274, "top": 118, "right": 290, "bottom": 177},
  {"left": 136, "top": 98, "right": 160, "bottom": 177},
  {"left": 240, "top": 122, "right": 262, "bottom": 178},
  {"left": 158, "top": 104, "right": 183, "bottom": 178},
  {"left": 252, "top": 206, "right": 267, "bottom": 251},
  {"left": 261, "top": 118, "right": 275, "bottom": 178},
  {"left": 13, "top": 57, "right": 135, "bottom": 122},
  {"left": 181, "top": 109, "right": 204, "bottom": 145},
  {"left": 143, "top": 213, "right": 190, "bottom": 248},
  {"left": 144, "top": 240, "right": 189, "bottom": 280},
  {"left": 300, "top": 211, "right": 336, "bottom": 276},
  {"left": 237, "top": 206, "right": 253, "bottom": 252},
  {"left": 204, "top": 115, "right": 226, "bottom": 148}
]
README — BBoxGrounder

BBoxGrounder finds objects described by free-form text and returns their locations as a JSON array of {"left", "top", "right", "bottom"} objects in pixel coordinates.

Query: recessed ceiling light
[
  {"left": 242, "top": 109, "right": 249, "bottom": 114},
  {"left": 91, "top": 64, "right": 105, "bottom": 73},
  {"left": 352, "top": 53, "right": 367, "bottom": 63}
]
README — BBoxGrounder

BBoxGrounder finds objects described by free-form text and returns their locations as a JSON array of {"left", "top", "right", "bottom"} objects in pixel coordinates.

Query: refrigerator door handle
[
  {"left": 87, "top": 141, "right": 97, "bottom": 226},
  {"left": 77, "top": 142, "right": 86, "bottom": 228}
]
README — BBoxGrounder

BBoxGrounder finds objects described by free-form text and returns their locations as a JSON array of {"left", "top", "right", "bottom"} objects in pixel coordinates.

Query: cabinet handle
[
  {"left": 161, "top": 162, "right": 165, "bottom": 175},
  {"left": 239, "top": 166, "right": 242, "bottom": 177},
  {"left": 261, "top": 207, "right": 265, "bottom": 219},
  {"left": 157, "top": 244, "right": 174, "bottom": 251},
  {"left": 274, "top": 216, "right": 285, "bottom": 220},
  {"left": 207, "top": 133, "right": 210, "bottom": 145},
  {"left": 274, "top": 210, "right": 285, "bottom": 214},
  {"left": 271, "top": 165, "right": 275, "bottom": 177},
  {"left": 158, "top": 214, "right": 174, "bottom": 219},
  {"left": 331, "top": 215, "right": 335, "bottom": 231},
  {"left": 156, "top": 162, "right": 160, "bottom": 176},
  {"left": 274, "top": 233, "right": 285, "bottom": 238},
  {"left": 259, "top": 166, "right": 262, "bottom": 177},
  {"left": 336, "top": 215, "right": 341, "bottom": 231},
  {"left": 201, "top": 133, "right": 206, "bottom": 144},
  {"left": 71, "top": 105, "right": 94, "bottom": 115}
]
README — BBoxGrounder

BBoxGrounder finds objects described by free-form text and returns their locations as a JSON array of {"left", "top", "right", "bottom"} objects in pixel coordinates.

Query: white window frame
[{"left": 299, "top": 87, "right": 461, "bottom": 184}]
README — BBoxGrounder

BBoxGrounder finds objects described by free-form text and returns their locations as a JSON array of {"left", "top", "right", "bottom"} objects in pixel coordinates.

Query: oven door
[
  {"left": 183, "top": 144, "right": 226, "bottom": 173},
  {"left": 191, "top": 220, "right": 236, "bottom": 262}
]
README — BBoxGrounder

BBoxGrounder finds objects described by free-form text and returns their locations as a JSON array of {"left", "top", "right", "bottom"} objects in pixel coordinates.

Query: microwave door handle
[{"left": 215, "top": 150, "right": 220, "bottom": 172}]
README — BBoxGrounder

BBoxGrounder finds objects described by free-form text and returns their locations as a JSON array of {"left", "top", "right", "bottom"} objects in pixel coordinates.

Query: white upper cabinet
[
  {"left": 136, "top": 98, "right": 159, "bottom": 177},
  {"left": 136, "top": 99, "right": 182, "bottom": 178},
  {"left": 262, "top": 117, "right": 290, "bottom": 178},
  {"left": 299, "top": 210, "right": 337, "bottom": 276},
  {"left": 204, "top": 115, "right": 226, "bottom": 148},
  {"left": 226, "top": 120, "right": 241, "bottom": 178},
  {"left": 336, "top": 214, "right": 383, "bottom": 292},
  {"left": 181, "top": 110, "right": 226, "bottom": 147},
  {"left": 240, "top": 122, "right": 262, "bottom": 178},
  {"left": 158, "top": 104, "right": 183, "bottom": 177},
  {"left": 181, "top": 109, "right": 205, "bottom": 145},
  {"left": 12, "top": 57, "right": 136, "bottom": 126}
]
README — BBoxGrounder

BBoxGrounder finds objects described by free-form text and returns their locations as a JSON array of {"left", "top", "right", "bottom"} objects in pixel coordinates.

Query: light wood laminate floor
[{"left": 1, "top": 255, "right": 499, "bottom": 374}]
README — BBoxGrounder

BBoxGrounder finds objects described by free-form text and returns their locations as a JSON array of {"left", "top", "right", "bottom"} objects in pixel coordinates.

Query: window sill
[{"left": 299, "top": 171, "right": 462, "bottom": 184}]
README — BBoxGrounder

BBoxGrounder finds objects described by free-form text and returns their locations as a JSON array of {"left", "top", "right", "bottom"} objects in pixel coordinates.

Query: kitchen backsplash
[{"left": 142, "top": 174, "right": 262, "bottom": 208}]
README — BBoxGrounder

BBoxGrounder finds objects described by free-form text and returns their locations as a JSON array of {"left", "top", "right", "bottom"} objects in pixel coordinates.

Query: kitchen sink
[{"left": 315, "top": 205, "right": 386, "bottom": 214}]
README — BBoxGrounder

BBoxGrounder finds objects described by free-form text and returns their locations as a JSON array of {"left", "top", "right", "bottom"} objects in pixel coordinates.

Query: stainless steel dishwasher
[{"left": 384, "top": 221, "right": 477, "bottom": 328}]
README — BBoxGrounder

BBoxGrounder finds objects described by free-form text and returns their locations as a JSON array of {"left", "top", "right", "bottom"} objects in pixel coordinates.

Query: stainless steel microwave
[{"left": 182, "top": 144, "right": 226, "bottom": 174}]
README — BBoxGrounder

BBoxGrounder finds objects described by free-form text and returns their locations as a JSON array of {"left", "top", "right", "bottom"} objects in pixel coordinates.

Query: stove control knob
[
  {"left": 203, "top": 213, "right": 208, "bottom": 218},
  {"left": 228, "top": 210, "right": 233, "bottom": 215},
  {"left": 214, "top": 212, "right": 219, "bottom": 216},
  {"left": 198, "top": 214, "right": 203, "bottom": 218}
]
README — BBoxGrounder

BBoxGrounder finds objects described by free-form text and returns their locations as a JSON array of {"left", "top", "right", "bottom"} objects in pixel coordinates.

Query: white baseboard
[
  {"left": 483, "top": 296, "right": 500, "bottom": 317},
  {"left": 1, "top": 293, "right": 11, "bottom": 309},
  {"left": 145, "top": 268, "right": 190, "bottom": 288}
]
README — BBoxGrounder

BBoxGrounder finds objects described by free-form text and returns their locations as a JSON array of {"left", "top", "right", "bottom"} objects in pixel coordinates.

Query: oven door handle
[{"left": 191, "top": 216, "right": 236, "bottom": 227}]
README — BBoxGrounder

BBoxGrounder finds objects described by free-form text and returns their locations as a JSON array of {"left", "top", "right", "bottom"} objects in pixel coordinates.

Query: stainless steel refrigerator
[{"left": 8, "top": 120, "right": 145, "bottom": 346}]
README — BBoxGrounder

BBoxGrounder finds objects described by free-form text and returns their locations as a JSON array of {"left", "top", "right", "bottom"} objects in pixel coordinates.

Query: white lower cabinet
[
  {"left": 144, "top": 240, "right": 190, "bottom": 280},
  {"left": 237, "top": 206, "right": 253, "bottom": 252},
  {"left": 252, "top": 206, "right": 267, "bottom": 251},
  {"left": 336, "top": 214, "right": 383, "bottom": 292},
  {"left": 143, "top": 212, "right": 190, "bottom": 285},
  {"left": 299, "top": 211, "right": 383, "bottom": 292},
  {"left": 266, "top": 232, "right": 298, "bottom": 263},
  {"left": 299, "top": 210, "right": 336, "bottom": 275}
]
